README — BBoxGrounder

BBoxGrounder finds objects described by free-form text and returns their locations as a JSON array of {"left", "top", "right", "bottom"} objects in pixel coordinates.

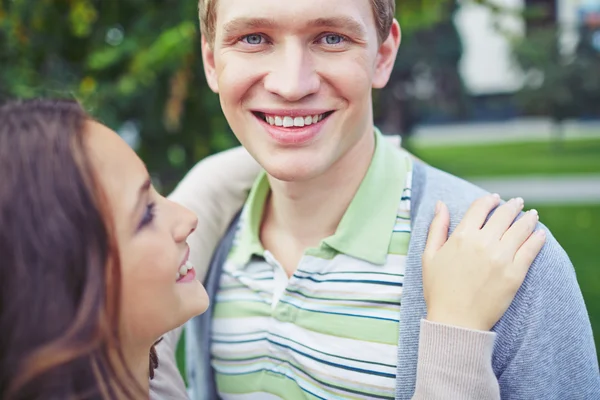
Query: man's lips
[
  {"left": 252, "top": 110, "right": 335, "bottom": 128},
  {"left": 252, "top": 110, "right": 334, "bottom": 146}
]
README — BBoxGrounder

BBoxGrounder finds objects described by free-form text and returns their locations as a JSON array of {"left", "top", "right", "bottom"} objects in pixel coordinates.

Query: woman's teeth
[
  {"left": 176, "top": 260, "right": 194, "bottom": 281},
  {"left": 264, "top": 114, "right": 324, "bottom": 127}
]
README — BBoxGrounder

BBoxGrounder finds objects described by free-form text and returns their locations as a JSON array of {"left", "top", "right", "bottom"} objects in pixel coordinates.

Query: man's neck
[{"left": 261, "top": 130, "right": 376, "bottom": 275}]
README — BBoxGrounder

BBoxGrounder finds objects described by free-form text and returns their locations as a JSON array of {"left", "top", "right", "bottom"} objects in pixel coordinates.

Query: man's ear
[
  {"left": 201, "top": 36, "right": 219, "bottom": 93},
  {"left": 372, "top": 19, "right": 401, "bottom": 89}
]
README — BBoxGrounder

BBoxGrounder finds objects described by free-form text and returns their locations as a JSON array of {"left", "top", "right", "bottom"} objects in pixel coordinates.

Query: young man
[{"left": 152, "top": 0, "right": 599, "bottom": 398}]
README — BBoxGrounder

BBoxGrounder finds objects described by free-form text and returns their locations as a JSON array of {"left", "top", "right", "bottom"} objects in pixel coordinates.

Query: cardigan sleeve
[{"left": 412, "top": 320, "right": 500, "bottom": 400}]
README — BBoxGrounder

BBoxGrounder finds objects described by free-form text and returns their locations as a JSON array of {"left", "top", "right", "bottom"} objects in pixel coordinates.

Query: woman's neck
[
  {"left": 128, "top": 354, "right": 150, "bottom": 394},
  {"left": 118, "top": 340, "right": 152, "bottom": 397}
]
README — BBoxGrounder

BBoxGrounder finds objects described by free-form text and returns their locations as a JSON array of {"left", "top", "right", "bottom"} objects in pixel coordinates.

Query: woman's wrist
[{"left": 426, "top": 310, "right": 491, "bottom": 332}]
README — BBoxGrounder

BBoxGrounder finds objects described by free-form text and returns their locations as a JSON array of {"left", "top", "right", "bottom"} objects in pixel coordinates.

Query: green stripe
[
  {"left": 216, "top": 371, "right": 319, "bottom": 400},
  {"left": 213, "top": 300, "right": 400, "bottom": 344},
  {"left": 214, "top": 300, "right": 272, "bottom": 318},
  {"left": 275, "top": 302, "right": 400, "bottom": 345},
  {"left": 214, "top": 355, "right": 393, "bottom": 398},
  {"left": 215, "top": 369, "right": 392, "bottom": 400}
]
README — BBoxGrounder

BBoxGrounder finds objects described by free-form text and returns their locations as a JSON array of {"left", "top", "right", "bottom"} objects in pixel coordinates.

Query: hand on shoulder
[{"left": 422, "top": 194, "right": 546, "bottom": 331}]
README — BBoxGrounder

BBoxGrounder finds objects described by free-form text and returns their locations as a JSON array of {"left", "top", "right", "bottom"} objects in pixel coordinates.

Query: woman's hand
[{"left": 422, "top": 194, "right": 546, "bottom": 331}]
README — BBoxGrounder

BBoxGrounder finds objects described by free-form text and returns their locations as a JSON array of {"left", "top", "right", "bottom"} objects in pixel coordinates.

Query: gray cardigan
[{"left": 159, "top": 161, "right": 600, "bottom": 399}]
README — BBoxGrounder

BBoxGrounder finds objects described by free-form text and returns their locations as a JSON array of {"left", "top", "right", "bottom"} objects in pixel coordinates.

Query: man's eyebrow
[
  {"left": 307, "top": 17, "right": 367, "bottom": 37},
  {"left": 222, "top": 16, "right": 367, "bottom": 38},
  {"left": 223, "top": 17, "right": 279, "bottom": 36},
  {"left": 132, "top": 177, "right": 152, "bottom": 218}
]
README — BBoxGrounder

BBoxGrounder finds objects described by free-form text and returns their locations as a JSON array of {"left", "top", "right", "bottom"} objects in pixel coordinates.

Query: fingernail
[
  {"left": 492, "top": 193, "right": 500, "bottom": 199},
  {"left": 536, "top": 229, "right": 546, "bottom": 238},
  {"left": 435, "top": 200, "right": 441, "bottom": 215},
  {"left": 529, "top": 209, "right": 538, "bottom": 218},
  {"left": 516, "top": 197, "right": 524, "bottom": 206}
]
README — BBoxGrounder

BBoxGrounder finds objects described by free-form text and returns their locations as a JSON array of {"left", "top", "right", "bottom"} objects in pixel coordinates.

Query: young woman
[{"left": 0, "top": 99, "right": 544, "bottom": 399}]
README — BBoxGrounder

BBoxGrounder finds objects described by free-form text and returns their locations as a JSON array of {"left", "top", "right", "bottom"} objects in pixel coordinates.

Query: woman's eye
[
  {"left": 322, "top": 34, "right": 345, "bottom": 45},
  {"left": 241, "top": 34, "right": 265, "bottom": 45},
  {"left": 138, "top": 203, "right": 156, "bottom": 230}
]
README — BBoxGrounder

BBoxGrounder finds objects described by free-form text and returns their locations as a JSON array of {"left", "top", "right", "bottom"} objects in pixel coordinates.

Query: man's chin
[
  {"left": 261, "top": 157, "right": 323, "bottom": 183},
  {"left": 265, "top": 167, "right": 315, "bottom": 183}
]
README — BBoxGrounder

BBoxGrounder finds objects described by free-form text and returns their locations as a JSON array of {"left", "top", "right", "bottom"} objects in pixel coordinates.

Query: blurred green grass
[{"left": 410, "top": 137, "right": 600, "bottom": 177}]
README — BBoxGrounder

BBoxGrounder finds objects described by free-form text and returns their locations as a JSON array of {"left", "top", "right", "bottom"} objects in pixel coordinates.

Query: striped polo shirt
[{"left": 210, "top": 132, "right": 413, "bottom": 399}]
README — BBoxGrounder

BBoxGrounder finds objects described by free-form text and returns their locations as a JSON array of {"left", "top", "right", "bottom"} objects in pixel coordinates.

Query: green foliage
[
  {"left": 512, "top": 27, "right": 600, "bottom": 129},
  {"left": 0, "top": 0, "right": 237, "bottom": 192}
]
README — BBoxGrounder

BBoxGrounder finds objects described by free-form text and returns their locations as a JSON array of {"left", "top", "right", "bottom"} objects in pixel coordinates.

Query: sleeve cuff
[{"left": 412, "top": 319, "right": 500, "bottom": 399}]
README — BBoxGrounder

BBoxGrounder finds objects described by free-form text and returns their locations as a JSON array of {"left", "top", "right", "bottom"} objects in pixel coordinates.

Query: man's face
[{"left": 202, "top": 0, "right": 400, "bottom": 182}]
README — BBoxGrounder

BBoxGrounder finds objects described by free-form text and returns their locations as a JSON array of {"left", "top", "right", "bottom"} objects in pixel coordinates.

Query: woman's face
[{"left": 85, "top": 122, "right": 208, "bottom": 346}]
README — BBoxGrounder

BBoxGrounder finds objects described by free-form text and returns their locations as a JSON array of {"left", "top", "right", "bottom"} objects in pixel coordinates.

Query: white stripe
[
  {"left": 293, "top": 269, "right": 404, "bottom": 282},
  {"left": 213, "top": 316, "right": 273, "bottom": 336},
  {"left": 300, "top": 253, "right": 407, "bottom": 275},
  {"left": 279, "top": 295, "right": 401, "bottom": 320}
]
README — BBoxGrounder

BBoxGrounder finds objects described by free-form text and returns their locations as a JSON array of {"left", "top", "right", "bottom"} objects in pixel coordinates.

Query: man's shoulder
[
  {"left": 412, "top": 161, "right": 490, "bottom": 220},
  {"left": 415, "top": 163, "right": 598, "bottom": 364},
  {"left": 414, "top": 164, "right": 582, "bottom": 326},
  {"left": 413, "top": 161, "right": 573, "bottom": 280}
]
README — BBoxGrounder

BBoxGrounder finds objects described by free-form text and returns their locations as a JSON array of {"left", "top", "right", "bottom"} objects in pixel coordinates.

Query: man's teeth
[
  {"left": 265, "top": 114, "right": 324, "bottom": 127},
  {"left": 177, "top": 260, "right": 194, "bottom": 280}
]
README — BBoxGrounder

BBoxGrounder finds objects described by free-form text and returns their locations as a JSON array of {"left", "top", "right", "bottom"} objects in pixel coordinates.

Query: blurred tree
[
  {"left": 576, "top": 7, "right": 600, "bottom": 118},
  {"left": 378, "top": 0, "right": 515, "bottom": 143},
  {"left": 512, "top": 25, "right": 600, "bottom": 146},
  {"left": 523, "top": 0, "right": 556, "bottom": 32},
  {"left": 0, "top": 0, "right": 506, "bottom": 190},
  {"left": 378, "top": 0, "right": 467, "bottom": 144},
  {"left": 0, "top": 0, "right": 233, "bottom": 192}
]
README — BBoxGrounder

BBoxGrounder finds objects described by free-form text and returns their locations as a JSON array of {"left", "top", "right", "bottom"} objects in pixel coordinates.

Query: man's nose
[{"left": 263, "top": 42, "right": 320, "bottom": 101}]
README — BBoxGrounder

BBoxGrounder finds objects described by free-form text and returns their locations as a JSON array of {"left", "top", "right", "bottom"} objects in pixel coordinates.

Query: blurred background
[{"left": 1, "top": 0, "right": 599, "bottom": 359}]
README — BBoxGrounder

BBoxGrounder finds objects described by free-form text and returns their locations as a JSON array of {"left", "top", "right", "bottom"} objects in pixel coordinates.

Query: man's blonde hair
[{"left": 198, "top": 0, "right": 396, "bottom": 45}]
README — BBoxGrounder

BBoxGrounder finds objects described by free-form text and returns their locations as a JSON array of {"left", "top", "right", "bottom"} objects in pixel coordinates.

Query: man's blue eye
[
  {"left": 323, "top": 34, "right": 344, "bottom": 45},
  {"left": 243, "top": 34, "right": 264, "bottom": 45}
]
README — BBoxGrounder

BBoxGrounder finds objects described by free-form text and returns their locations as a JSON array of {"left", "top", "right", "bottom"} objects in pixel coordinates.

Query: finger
[
  {"left": 500, "top": 209, "right": 539, "bottom": 255},
  {"left": 454, "top": 193, "right": 501, "bottom": 233},
  {"left": 482, "top": 197, "right": 525, "bottom": 240},
  {"left": 423, "top": 201, "right": 450, "bottom": 265},
  {"left": 513, "top": 228, "right": 546, "bottom": 280}
]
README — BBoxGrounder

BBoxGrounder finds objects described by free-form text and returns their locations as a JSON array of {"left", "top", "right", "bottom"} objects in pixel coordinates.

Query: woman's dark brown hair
[{"left": 0, "top": 99, "right": 143, "bottom": 399}]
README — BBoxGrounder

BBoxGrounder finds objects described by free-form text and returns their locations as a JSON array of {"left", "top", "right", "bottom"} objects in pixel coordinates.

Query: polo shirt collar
[
  {"left": 229, "top": 128, "right": 409, "bottom": 266},
  {"left": 321, "top": 129, "right": 408, "bottom": 264}
]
